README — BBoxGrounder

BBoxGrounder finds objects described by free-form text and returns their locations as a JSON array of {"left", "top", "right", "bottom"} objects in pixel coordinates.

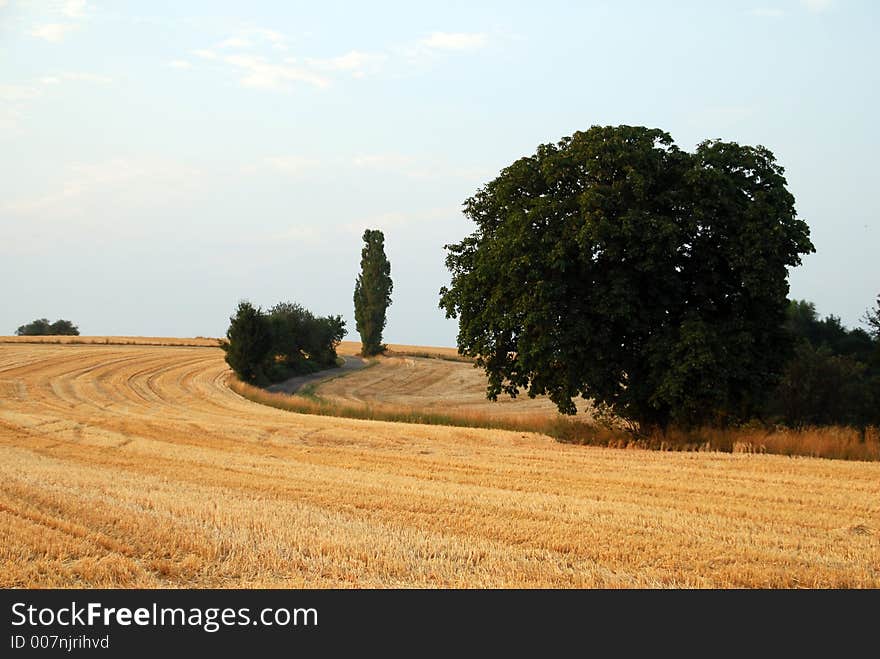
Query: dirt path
[{"left": 265, "top": 355, "right": 368, "bottom": 395}]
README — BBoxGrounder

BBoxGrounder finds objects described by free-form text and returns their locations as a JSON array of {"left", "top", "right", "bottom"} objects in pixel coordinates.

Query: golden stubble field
[
  {"left": 0, "top": 339, "right": 878, "bottom": 588},
  {"left": 315, "top": 352, "right": 587, "bottom": 422}
]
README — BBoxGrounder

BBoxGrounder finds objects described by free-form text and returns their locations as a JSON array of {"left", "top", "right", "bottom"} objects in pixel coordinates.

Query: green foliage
[
  {"left": 866, "top": 294, "right": 880, "bottom": 370},
  {"left": 770, "top": 341, "right": 875, "bottom": 428},
  {"left": 222, "top": 301, "right": 273, "bottom": 383},
  {"left": 353, "top": 229, "right": 393, "bottom": 356},
  {"left": 267, "top": 302, "right": 346, "bottom": 375},
  {"left": 439, "top": 125, "right": 815, "bottom": 433},
  {"left": 769, "top": 298, "right": 880, "bottom": 427},
  {"left": 16, "top": 318, "right": 52, "bottom": 335},
  {"left": 786, "top": 299, "right": 875, "bottom": 362},
  {"left": 305, "top": 314, "right": 347, "bottom": 366},
  {"left": 223, "top": 300, "right": 346, "bottom": 385},
  {"left": 16, "top": 318, "right": 80, "bottom": 336},
  {"left": 864, "top": 294, "right": 880, "bottom": 341}
]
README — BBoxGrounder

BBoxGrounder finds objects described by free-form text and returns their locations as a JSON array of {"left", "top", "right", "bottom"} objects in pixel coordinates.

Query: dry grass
[
  {"left": 0, "top": 335, "right": 220, "bottom": 347},
  {"left": 335, "top": 341, "right": 468, "bottom": 361},
  {"left": 231, "top": 378, "right": 559, "bottom": 434},
  {"left": 304, "top": 354, "right": 880, "bottom": 462},
  {"left": 1, "top": 342, "right": 878, "bottom": 588}
]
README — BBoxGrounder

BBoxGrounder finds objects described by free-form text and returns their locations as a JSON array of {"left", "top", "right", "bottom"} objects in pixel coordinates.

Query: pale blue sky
[{"left": 2, "top": 0, "right": 877, "bottom": 346}]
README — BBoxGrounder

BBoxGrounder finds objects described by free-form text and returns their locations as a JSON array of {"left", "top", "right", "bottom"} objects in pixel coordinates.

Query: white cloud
[
  {"left": 181, "top": 28, "right": 493, "bottom": 91},
  {"left": 0, "top": 73, "right": 107, "bottom": 137},
  {"left": 29, "top": 23, "right": 77, "bottom": 42},
  {"left": 189, "top": 41, "right": 330, "bottom": 90},
  {"left": 248, "top": 152, "right": 488, "bottom": 182},
  {"left": 420, "top": 32, "right": 488, "bottom": 51},
  {"left": 218, "top": 37, "right": 251, "bottom": 49},
  {"left": 168, "top": 59, "right": 193, "bottom": 69},
  {"left": 802, "top": 0, "right": 833, "bottom": 11},
  {"left": 352, "top": 153, "right": 491, "bottom": 181},
  {"left": 62, "top": 0, "right": 91, "bottom": 18},
  {"left": 0, "top": 158, "right": 209, "bottom": 256},
  {"left": 250, "top": 28, "right": 285, "bottom": 44},
  {"left": 24, "top": 1, "right": 94, "bottom": 42},
  {"left": 262, "top": 155, "right": 321, "bottom": 176},
  {"left": 749, "top": 8, "right": 785, "bottom": 17},
  {"left": 1, "top": 73, "right": 107, "bottom": 101},
  {"left": 211, "top": 28, "right": 288, "bottom": 52},
  {"left": 2, "top": 159, "right": 203, "bottom": 219},
  {"left": 307, "top": 50, "right": 387, "bottom": 78},
  {"left": 37, "top": 72, "right": 111, "bottom": 86},
  {"left": 342, "top": 207, "right": 458, "bottom": 236},
  {"left": 353, "top": 153, "right": 416, "bottom": 169},
  {"left": 0, "top": 84, "right": 41, "bottom": 101},
  {"left": 0, "top": 108, "right": 24, "bottom": 139},
  {"left": 60, "top": 71, "right": 111, "bottom": 83},
  {"left": 269, "top": 225, "right": 323, "bottom": 244},
  {"left": 222, "top": 54, "right": 329, "bottom": 90}
]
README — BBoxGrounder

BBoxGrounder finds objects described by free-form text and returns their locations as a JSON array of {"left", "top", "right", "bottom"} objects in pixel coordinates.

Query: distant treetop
[{"left": 16, "top": 318, "right": 80, "bottom": 336}]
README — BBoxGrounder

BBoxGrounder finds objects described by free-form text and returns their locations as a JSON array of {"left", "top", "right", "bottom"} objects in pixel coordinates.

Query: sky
[{"left": 1, "top": 0, "right": 878, "bottom": 346}]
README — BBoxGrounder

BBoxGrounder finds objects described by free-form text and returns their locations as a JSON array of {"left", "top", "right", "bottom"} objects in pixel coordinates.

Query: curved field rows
[
  {"left": 0, "top": 343, "right": 878, "bottom": 588},
  {"left": 312, "top": 354, "right": 592, "bottom": 421}
]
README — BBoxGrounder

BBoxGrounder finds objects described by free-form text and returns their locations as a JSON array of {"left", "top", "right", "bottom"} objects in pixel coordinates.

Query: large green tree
[
  {"left": 439, "top": 125, "right": 815, "bottom": 432},
  {"left": 353, "top": 229, "right": 393, "bottom": 356}
]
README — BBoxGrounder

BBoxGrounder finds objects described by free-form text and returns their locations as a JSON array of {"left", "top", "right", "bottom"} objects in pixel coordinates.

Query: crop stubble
[{"left": 0, "top": 342, "right": 877, "bottom": 587}]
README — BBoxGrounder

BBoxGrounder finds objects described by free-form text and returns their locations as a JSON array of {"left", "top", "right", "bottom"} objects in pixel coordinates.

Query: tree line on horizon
[
  {"left": 771, "top": 297, "right": 879, "bottom": 428},
  {"left": 15, "top": 318, "right": 79, "bottom": 336}
]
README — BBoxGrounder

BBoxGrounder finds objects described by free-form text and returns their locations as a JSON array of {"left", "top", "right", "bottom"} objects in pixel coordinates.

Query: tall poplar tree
[{"left": 354, "top": 229, "right": 393, "bottom": 356}]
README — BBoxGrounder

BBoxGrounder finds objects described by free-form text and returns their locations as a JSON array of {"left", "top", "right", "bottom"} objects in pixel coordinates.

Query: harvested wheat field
[
  {"left": 0, "top": 335, "right": 221, "bottom": 347},
  {"left": 313, "top": 352, "right": 591, "bottom": 422},
  {"left": 0, "top": 341, "right": 878, "bottom": 588}
]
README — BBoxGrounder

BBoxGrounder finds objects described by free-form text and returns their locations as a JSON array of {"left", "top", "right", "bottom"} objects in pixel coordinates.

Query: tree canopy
[
  {"left": 769, "top": 298, "right": 880, "bottom": 428},
  {"left": 864, "top": 294, "right": 880, "bottom": 341},
  {"left": 221, "top": 300, "right": 346, "bottom": 385},
  {"left": 222, "top": 301, "right": 273, "bottom": 383},
  {"left": 16, "top": 318, "right": 80, "bottom": 336},
  {"left": 354, "top": 229, "right": 393, "bottom": 356},
  {"left": 439, "top": 125, "right": 815, "bottom": 432}
]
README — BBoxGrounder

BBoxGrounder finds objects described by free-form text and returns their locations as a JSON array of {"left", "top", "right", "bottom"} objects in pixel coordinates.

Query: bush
[
  {"left": 221, "top": 301, "right": 273, "bottom": 384},
  {"left": 222, "top": 300, "right": 346, "bottom": 385},
  {"left": 16, "top": 318, "right": 79, "bottom": 336}
]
